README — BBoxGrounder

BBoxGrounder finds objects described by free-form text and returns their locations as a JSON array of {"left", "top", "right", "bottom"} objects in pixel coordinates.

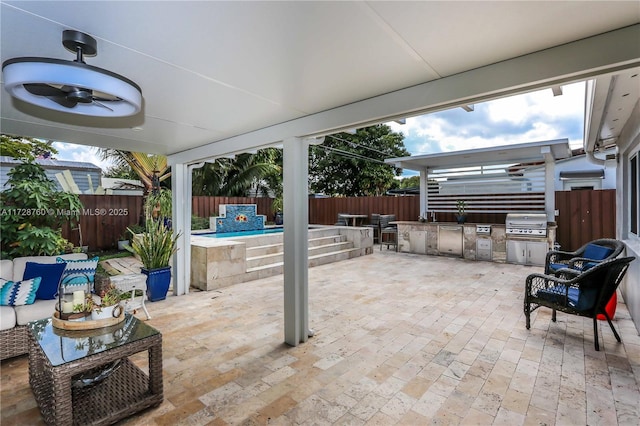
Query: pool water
[{"left": 198, "top": 227, "right": 284, "bottom": 239}]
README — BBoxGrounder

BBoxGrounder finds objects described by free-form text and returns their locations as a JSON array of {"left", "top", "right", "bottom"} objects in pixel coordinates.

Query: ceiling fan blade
[
  {"left": 24, "top": 83, "right": 66, "bottom": 97},
  {"left": 92, "top": 99, "right": 114, "bottom": 112},
  {"left": 48, "top": 96, "right": 78, "bottom": 109}
]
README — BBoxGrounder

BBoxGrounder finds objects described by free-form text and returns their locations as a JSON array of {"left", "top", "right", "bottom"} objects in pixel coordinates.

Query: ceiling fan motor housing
[{"left": 2, "top": 30, "right": 142, "bottom": 117}]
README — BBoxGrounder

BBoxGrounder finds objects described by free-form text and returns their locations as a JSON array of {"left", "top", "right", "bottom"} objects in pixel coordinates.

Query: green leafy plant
[
  {"left": 126, "top": 223, "right": 145, "bottom": 238},
  {"left": 0, "top": 161, "right": 83, "bottom": 258},
  {"left": 145, "top": 188, "right": 172, "bottom": 219},
  {"left": 271, "top": 195, "right": 283, "bottom": 214},
  {"left": 456, "top": 200, "right": 467, "bottom": 215},
  {"left": 191, "top": 215, "right": 209, "bottom": 230},
  {"left": 86, "top": 283, "right": 122, "bottom": 313},
  {"left": 127, "top": 214, "right": 181, "bottom": 270}
]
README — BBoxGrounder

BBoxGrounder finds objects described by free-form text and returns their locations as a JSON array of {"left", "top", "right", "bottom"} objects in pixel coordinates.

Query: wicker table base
[{"left": 28, "top": 316, "right": 163, "bottom": 426}]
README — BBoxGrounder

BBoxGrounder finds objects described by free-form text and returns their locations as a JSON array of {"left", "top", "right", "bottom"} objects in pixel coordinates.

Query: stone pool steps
[
  {"left": 190, "top": 226, "right": 373, "bottom": 291},
  {"left": 247, "top": 235, "right": 353, "bottom": 269},
  {"left": 246, "top": 230, "right": 363, "bottom": 275}
]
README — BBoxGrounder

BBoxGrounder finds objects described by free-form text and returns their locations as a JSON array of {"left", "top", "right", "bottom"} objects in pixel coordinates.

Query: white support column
[
  {"left": 283, "top": 137, "right": 310, "bottom": 346},
  {"left": 542, "top": 146, "right": 556, "bottom": 222},
  {"left": 419, "top": 169, "right": 428, "bottom": 218},
  {"left": 171, "top": 163, "right": 189, "bottom": 296}
]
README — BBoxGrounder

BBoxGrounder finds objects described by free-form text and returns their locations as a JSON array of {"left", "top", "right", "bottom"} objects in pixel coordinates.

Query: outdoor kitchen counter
[{"left": 393, "top": 221, "right": 556, "bottom": 263}]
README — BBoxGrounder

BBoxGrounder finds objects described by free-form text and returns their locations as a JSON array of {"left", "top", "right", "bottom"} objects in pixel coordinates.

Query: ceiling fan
[{"left": 2, "top": 30, "right": 142, "bottom": 117}]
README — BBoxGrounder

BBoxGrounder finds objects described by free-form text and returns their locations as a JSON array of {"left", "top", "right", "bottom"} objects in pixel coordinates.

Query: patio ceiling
[{"left": 1, "top": 1, "right": 639, "bottom": 161}]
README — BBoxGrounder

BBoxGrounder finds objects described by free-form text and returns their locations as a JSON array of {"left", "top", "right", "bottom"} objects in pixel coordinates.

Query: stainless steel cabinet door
[{"left": 507, "top": 240, "right": 527, "bottom": 264}]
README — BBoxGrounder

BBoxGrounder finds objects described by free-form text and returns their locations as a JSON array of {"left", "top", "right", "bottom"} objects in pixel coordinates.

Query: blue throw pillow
[
  {"left": 57, "top": 256, "right": 99, "bottom": 286},
  {"left": 0, "top": 277, "right": 41, "bottom": 306},
  {"left": 583, "top": 244, "right": 614, "bottom": 260},
  {"left": 23, "top": 262, "right": 67, "bottom": 300}
]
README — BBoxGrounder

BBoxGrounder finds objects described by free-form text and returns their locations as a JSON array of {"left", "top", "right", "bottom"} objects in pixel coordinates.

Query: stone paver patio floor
[{"left": 2, "top": 251, "right": 639, "bottom": 425}]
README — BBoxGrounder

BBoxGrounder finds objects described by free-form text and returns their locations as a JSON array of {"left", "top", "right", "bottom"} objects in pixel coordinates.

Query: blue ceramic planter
[{"left": 142, "top": 266, "right": 171, "bottom": 302}]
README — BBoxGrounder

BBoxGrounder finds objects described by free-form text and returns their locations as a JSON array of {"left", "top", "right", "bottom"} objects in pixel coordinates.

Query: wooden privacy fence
[
  {"left": 554, "top": 189, "right": 616, "bottom": 251},
  {"left": 61, "top": 195, "right": 144, "bottom": 251},
  {"left": 62, "top": 191, "right": 615, "bottom": 252},
  {"left": 192, "top": 196, "right": 274, "bottom": 221}
]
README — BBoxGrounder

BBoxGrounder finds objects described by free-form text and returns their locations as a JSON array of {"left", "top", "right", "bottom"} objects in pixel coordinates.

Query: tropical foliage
[
  {"left": 309, "top": 125, "right": 409, "bottom": 196},
  {"left": 1, "top": 134, "right": 57, "bottom": 160},
  {"left": 98, "top": 149, "right": 170, "bottom": 193},
  {"left": 0, "top": 161, "right": 83, "bottom": 258},
  {"left": 145, "top": 187, "right": 173, "bottom": 219},
  {"left": 192, "top": 148, "right": 282, "bottom": 197}
]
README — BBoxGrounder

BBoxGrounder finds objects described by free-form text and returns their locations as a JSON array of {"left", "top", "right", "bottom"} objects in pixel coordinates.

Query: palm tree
[
  {"left": 98, "top": 149, "right": 170, "bottom": 194},
  {"left": 192, "top": 148, "right": 281, "bottom": 197}
]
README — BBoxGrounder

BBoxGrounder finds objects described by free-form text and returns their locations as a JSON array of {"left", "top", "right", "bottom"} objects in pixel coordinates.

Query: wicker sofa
[{"left": 0, "top": 253, "right": 88, "bottom": 360}]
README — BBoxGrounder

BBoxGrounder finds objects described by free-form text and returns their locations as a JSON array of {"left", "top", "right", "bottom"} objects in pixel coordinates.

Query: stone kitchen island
[{"left": 393, "top": 221, "right": 557, "bottom": 265}]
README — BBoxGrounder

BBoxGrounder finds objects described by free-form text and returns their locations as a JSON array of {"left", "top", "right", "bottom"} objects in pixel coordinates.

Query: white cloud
[
  {"left": 387, "top": 81, "right": 586, "bottom": 157},
  {"left": 52, "top": 142, "right": 114, "bottom": 171}
]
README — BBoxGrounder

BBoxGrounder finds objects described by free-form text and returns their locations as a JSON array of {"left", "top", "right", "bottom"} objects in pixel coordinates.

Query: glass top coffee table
[{"left": 28, "top": 314, "right": 163, "bottom": 425}]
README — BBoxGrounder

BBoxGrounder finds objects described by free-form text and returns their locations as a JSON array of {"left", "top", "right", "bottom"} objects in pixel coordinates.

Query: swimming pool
[{"left": 197, "top": 227, "right": 284, "bottom": 239}]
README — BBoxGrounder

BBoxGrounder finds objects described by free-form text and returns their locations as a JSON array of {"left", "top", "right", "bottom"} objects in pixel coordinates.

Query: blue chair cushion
[
  {"left": 537, "top": 285, "right": 598, "bottom": 311},
  {"left": 583, "top": 244, "right": 614, "bottom": 261},
  {"left": 549, "top": 263, "right": 569, "bottom": 272}
]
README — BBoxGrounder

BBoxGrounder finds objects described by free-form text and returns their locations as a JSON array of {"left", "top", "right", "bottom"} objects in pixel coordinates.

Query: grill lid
[{"left": 505, "top": 213, "right": 547, "bottom": 229}]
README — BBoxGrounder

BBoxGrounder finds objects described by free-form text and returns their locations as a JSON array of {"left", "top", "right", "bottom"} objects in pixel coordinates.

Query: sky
[{"left": 53, "top": 81, "right": 586, "bottom": 174}]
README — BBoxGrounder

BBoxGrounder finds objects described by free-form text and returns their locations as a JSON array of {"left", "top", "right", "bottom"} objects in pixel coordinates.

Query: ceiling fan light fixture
[{"left": 2, "top": 30, "right": 142, "bottom": 118}]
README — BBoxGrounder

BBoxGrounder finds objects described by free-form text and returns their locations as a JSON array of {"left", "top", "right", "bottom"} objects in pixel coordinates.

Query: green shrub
[
  {"left": 191, "top": 215, "right": 209, "bottom": 230},
  {"left": 0, "top": 161, "right": 83, "bottom": 258}
]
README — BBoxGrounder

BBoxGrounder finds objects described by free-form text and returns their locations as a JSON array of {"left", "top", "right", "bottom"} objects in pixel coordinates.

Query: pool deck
[{"left": 2, "top": 251, "right": 638, "bottom": 425}]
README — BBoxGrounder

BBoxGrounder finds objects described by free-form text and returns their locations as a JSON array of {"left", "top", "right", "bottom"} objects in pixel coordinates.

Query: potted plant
[
  {"left": 456, "top": 200, "right": 467, "bottom": 224},
  {"left": 87, "top": 283, "right": 123, "bottom": 320},
  {"left": 117, "top": 230, "right": 130, "bottom": 251},
  {"left": 127, "top": 214, "right": 181, "bottom": 301},
  {"left": 272, "top": 195, "right": 283, "bottom": 225}
]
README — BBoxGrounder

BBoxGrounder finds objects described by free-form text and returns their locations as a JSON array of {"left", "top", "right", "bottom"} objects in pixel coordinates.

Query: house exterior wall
[
  {"left": 0, "top": 157, "right": 101, "bottom": 194},
  {"left": 615, "top": 98, "right": 640, "bottom": 334},
  {"left": 553, "top": 152, "right": 617, "bottom": 191}
]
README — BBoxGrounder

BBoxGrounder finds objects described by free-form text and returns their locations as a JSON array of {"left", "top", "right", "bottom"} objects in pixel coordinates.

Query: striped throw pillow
[
  {"left": 57, "top": 257, "right": 99, "bottom": 286},
  {"left": 0, "top": 277, "right": 41, "bottom": 306}
]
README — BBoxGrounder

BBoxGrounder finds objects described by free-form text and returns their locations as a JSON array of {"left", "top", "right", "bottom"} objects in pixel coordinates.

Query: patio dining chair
[
  {"left": 334, "top": 213, "right": 349, "bottom": 226},
  {"left": 365, "top": 213, "right": 381, "bottom": 243},
  {"left": 379, "top": 214, "right": 397, "bottom": 251},
  {"left": 544, "top": 238, "right": 625, "bottom": 275},
  {"left": 524, "top": 256, "right": 635, "bottom": 351}
]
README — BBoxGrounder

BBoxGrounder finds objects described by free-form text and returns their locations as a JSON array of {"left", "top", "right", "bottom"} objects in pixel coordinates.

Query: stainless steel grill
[{"left": 505, "top": 213, "right": 547, "bottom": 237}]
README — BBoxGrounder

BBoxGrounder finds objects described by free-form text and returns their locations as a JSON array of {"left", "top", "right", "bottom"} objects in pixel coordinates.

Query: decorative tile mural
[{"left": 211, "top": 204, "right": 266, "bottom": 233}]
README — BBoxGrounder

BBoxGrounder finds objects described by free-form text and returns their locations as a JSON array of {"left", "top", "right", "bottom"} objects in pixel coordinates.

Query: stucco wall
[{"left": 616, "top": 98, "right": 640, "bottom": 334}]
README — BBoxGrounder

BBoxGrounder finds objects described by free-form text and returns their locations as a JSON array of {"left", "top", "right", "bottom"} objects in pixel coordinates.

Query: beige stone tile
[
  {"left": 524, "top": 405, "right": 555, "bottom": 426},
  {"left": 398, "top": 409, "right": 430, "bottom": 425},
  {"left": 2, "top": 252, "right": 640, "bottom": 426},
  {"left": 349, "top": 392, "right": 388, "bottom": 422},
  {"left": 461, "top": 407, "right": 495, "bottom": 425},
  {"left": 493, "top": 407, "right": 526, "bottom": 425},
  {"left": 402, "top": 376, "right": 434, "bottom": 400},
  {"left": 412, "top": 391, "right": 447, "bottom": 418},
  {"left": 500, "top": 388, "right": 531, "bottom": 415}
]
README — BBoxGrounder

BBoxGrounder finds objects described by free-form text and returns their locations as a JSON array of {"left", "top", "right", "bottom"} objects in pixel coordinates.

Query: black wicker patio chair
[
  {"left": 544, "top": 238, "right": 625, "bottom": 275},
  {"left": 524, "top": 256, "right": 635, "bottom": 351}
]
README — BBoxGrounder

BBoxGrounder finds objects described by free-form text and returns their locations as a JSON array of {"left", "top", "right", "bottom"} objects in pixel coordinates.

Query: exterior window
[{"left": 632, "top": 154, "right": 638, "bottom": 235}]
